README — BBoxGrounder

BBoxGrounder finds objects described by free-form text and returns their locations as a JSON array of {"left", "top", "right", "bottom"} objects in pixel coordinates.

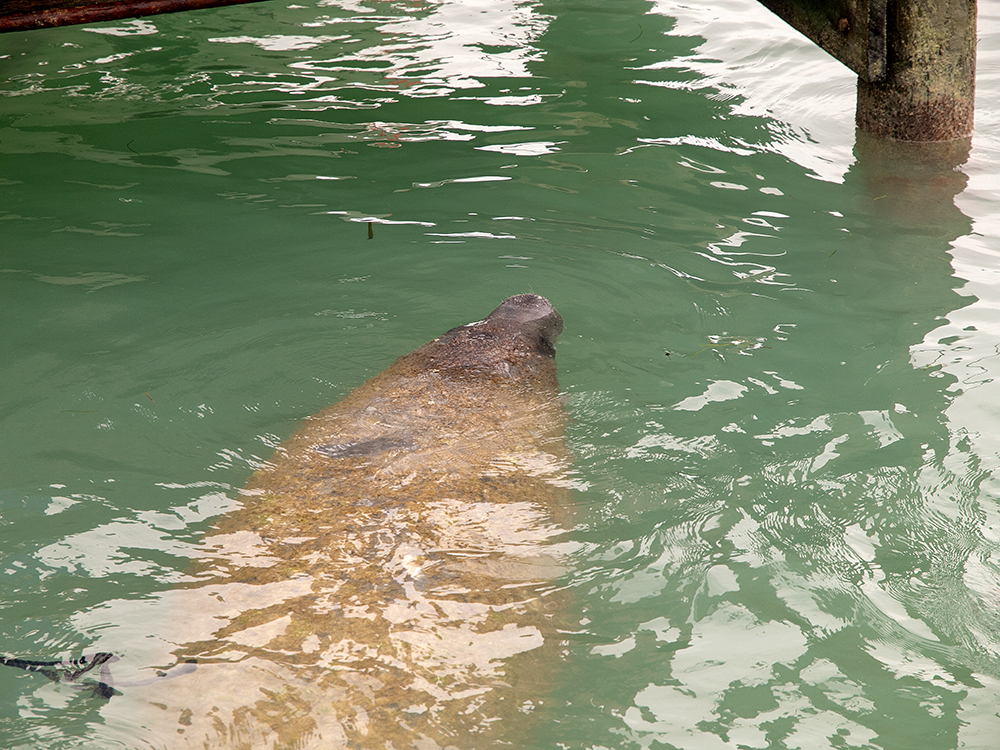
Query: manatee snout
[{"left": 485, "top": 294, "right": 563, "bottom": 354}]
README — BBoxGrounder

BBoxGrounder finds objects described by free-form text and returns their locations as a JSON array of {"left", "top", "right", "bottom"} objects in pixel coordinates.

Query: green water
[{"left": 3, "top": 0, "right": 1000, "bottom": 747}]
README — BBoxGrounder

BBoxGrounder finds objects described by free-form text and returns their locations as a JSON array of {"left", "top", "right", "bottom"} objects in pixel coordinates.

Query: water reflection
[
  {"left": 559, "top": 69, "right": 999, "bottom": 750},
  {"left": 0, "top": 0, "right": 553, "bottom": 107},
  {"left": 292, "top": 0, "right": 551, "bottom": 92}
]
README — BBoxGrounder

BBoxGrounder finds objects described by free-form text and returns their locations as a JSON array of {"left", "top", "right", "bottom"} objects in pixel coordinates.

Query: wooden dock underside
[{"left": 0, "top": 0, "right": 273, "bottom": 33}]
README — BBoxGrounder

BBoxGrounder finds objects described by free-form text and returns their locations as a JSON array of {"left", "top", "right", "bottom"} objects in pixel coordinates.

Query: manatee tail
[{"left": 0, "top": 652, "right": 120, "bottom": 699}]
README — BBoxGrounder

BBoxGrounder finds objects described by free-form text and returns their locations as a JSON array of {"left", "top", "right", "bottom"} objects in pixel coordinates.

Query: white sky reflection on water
[
  {"left": 288, "top": 0, "right": 551, "bottom": 92},
  {"left": 647, "top": 0, "right": 857, "bottom": 183}
]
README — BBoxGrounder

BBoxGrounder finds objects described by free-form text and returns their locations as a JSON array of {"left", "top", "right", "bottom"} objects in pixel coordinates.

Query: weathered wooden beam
[
  {"left": 758, "top": 0, "right": 976, "bottom": 141},
  {"left": 756, "top": 0, "right": 887, "bottom": 82},
  {"left": 0, "top": 0, "right": 275, "bottom": 33}
]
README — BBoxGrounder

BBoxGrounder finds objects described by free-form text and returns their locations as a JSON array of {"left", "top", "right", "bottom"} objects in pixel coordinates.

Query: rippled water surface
[{"left": 4, "top": 1, "right": 1000, "bottom": 748}]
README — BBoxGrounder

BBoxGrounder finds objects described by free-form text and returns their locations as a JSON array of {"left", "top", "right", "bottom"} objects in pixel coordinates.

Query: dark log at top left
[{"left": 0, "top": 0, "right": 275, "bottom": 33}]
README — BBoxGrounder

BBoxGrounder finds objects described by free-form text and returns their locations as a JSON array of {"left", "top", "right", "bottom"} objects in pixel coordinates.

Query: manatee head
[
  {"left": 407, "top": 294, "right": 564, "bottom": 381},
  {"left": 483, "top": 294, "right": 563, "bottom": 358}
]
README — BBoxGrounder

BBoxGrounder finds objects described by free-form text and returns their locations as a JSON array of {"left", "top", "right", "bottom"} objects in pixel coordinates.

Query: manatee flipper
[
  {"left": 0, "top": 652, "right": 120, "bottom": 699},
  {"left": 1, "top": 652, "right": 199, "bottom": 700}
]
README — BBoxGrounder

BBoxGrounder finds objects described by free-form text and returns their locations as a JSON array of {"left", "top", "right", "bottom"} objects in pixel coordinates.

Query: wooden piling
[
  {"left": 758, "top": 0, "right": 977, "bottom": 141},
  {"left": 856, "top": 0, "right": 976, "bottom": 141}
]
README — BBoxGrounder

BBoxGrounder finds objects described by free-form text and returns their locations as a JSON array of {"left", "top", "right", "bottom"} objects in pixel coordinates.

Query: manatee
[{"left": 112, "top": 294, "right": 574, "bottom": 749}]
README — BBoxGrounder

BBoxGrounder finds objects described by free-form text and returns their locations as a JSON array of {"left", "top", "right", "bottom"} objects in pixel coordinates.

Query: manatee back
[{"left": 133, "top": 295, "right": 573, "bottom": 750}]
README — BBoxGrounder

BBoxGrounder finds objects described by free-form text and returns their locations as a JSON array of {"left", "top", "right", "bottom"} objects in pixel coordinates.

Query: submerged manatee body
[{"left": 118, "top": 295, "right": 573, "bottom": 749}]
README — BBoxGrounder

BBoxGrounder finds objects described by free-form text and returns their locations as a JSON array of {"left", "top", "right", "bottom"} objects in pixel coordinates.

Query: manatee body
[{"left": 119, "top": 294, "right": 573, "bottom": 749}]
